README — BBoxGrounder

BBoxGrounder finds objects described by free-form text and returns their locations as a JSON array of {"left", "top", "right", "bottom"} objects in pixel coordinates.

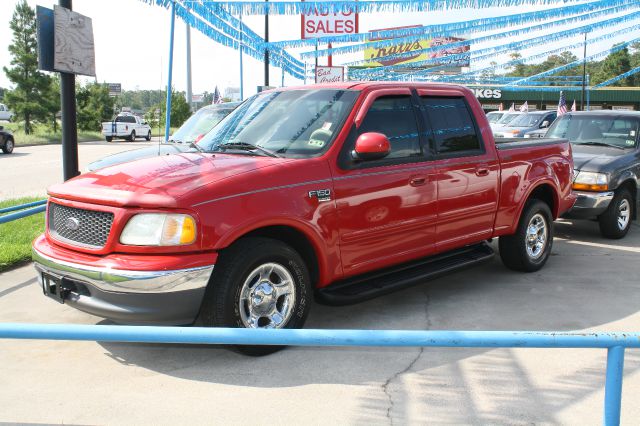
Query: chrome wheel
[
  {"left": 525, "top": 213, "right": 548, "bottom": 260},
  {"left": 617, "top": 199, "right": 630, "bottom": 231},
  {"left": 238, "top": 262, "right": 296, "bottom": 329}
]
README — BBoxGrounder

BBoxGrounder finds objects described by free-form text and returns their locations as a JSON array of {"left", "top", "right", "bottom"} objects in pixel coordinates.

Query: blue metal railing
[
  {"left": 0, "top": 324, "right": 635, "bottom": 425},
  {"left": 0, "top": 200, "right": 46, "bottom": 224}
]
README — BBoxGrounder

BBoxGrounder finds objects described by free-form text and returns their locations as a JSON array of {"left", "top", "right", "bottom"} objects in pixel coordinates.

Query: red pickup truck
[{"left": 33, "top": 82, "right": 575, "bottom": 354}]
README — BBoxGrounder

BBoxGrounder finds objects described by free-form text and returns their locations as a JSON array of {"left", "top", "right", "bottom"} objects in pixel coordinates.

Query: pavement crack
[{"left": 382, "top": 290, "right": 431, "bottom": 425}]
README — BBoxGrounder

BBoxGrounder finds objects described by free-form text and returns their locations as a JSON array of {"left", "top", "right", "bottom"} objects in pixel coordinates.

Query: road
[
  {"left": 0, "top": 140, "right": 160, "bottom": 201},
  {"left": 1, "top": 219, "right": 640, "bottom": 424}
]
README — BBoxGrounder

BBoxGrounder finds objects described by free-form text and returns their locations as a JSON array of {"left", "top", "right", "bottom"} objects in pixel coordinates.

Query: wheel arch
[{"left": 216, "top": 221, "right": 330, "bottom": 288}]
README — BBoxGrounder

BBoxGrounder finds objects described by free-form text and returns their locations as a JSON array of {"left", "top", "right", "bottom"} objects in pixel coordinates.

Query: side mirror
[
  {"left": 540, "top": 120, "right": 550, "bottom": 128},
  {"left": 352, "top": 132, "right": 391, "bottom": 161}
]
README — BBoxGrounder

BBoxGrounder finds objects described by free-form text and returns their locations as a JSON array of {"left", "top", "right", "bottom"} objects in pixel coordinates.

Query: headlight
[
  {"left": 120, "top": 213, "right": 197, "bottom": 246},
  {"left": 572, "top": 171, "right": 608, "bottom": 191}
]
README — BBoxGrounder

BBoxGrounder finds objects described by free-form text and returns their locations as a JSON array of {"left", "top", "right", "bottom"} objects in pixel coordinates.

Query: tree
[
  {"left": 76, "top": 82, "right": 115, "bottom": 131},
  {"left": 592, "top": 45, "right": 632, "bottom": 87},
  {"left": 2, "top": 0, "right": 55, "bottom": 134},
  {"left": 146, "top": 90, "right": 192, "bottom": 130}
]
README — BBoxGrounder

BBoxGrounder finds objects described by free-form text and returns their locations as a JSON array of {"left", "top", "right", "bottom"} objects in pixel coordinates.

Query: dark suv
[{"left": 547, "top": 111, "right": 640, "bottom": 238}]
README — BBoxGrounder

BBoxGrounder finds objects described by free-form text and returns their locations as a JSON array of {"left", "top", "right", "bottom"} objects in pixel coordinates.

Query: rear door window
[{"left": 420, "top": 97, "right": 483, "bottom": 156}]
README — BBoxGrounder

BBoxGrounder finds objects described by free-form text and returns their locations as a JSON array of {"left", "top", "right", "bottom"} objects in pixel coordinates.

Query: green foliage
[
  {"left": 0, "top": 197, "right": 45, "bottom": 272},
  {"left": 117, "top": 90, "right": 166, "bottom": 112},
  {"left": 145, "top": 90, "right": 192, "bottom": 130},
  {"left": 2, "top": 0, "right": 57, "bottom": 134},
  {"left": 76, "top": 83, "right": 115, "bottom": 131},
  {"left": 592, "top": 45, "right": 632, "bottom": 87}
]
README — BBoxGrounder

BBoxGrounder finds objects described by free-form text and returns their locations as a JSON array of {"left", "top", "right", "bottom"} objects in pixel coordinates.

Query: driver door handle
[
  {"left": 475, "top": 167, "right": 490, "bottom": 177},
  {"left": 410, "top": 176, "right": 427, "bottom": 187}
]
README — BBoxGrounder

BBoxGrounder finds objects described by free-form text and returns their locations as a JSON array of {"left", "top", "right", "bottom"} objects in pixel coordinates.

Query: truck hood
[
  {"left": 48, "top": 152, "right": 292, "bottom": 208},
  {"left": 571, "top": 144, "right": 628, "bottom": 172}
]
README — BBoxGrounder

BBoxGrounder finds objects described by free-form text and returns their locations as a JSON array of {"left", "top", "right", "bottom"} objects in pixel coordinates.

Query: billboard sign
[
  {"left": 192, "top": 94, "right": 204, "bottom": 103},
  {"left": 301, "top": 2, "right": 358, "bottom": 39},
  {"left": 364, "top": 26, "right": 470, "bottom": 67},
  {"left": 315, "top": 66, "right": 345, "bottom": 83}
]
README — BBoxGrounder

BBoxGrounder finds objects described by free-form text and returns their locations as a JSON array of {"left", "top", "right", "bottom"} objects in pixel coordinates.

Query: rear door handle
[
  {"left": 475, "top": 167, "right": 490, "bottom": 177},
  {"left": 410, "top": 176, "right": 427, "bottom": 187}
]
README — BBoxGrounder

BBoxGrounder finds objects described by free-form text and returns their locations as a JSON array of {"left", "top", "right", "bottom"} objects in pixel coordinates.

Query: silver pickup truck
[{"left": 101, "top": 113, "right": 151, "bottom": 142}]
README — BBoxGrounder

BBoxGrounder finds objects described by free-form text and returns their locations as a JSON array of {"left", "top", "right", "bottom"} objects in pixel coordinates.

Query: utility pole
[
  {"left": 264, "top": 0, "right": 269, "bottom": 86},
  {"left": 581, "top": 32, "right": 588, "bottom": 111},
  {"left": 186, "top": 13, "right": 192, "bottom": 111},
  {"left": 59, "top": 0, "right": 79, "bottom": 181},
  {"left": 239, "top": 13, "right": 244, "bottom": 100}
]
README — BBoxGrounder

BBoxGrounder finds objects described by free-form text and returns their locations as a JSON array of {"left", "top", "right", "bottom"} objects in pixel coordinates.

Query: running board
[{"left": 316, "top": 242, "right": 495, "bottom": 306}]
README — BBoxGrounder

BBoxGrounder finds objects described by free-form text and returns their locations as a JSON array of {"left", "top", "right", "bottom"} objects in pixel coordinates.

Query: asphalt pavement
[{"left": 1, "top": 218, "right": 640, "bottom": 424}]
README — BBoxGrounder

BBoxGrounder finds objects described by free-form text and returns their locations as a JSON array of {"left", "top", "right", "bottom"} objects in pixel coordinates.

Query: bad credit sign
[
  {"left": 315, "top": 66, "right": 344, "bottom": 83},
  {"left": 301, "top": 3, "right": 358, "bottom": 39}
]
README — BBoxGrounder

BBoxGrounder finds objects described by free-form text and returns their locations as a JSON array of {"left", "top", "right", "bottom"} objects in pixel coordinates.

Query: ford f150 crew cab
[
  {"left": 102, "top": 113, "right": 151, "bottom": 142},
  {"left": 33, "top": 82, "right": 576, "bottom": 355}
]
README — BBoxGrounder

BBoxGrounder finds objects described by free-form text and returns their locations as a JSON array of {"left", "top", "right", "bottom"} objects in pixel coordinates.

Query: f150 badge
[{"left": 308, "top": 189, "right": 331, "bottom": 202}]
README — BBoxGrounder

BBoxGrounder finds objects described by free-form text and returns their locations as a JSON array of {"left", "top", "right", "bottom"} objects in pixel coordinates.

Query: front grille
[{"left": 48, "top": 203, "right": 114, "bottom": 249}]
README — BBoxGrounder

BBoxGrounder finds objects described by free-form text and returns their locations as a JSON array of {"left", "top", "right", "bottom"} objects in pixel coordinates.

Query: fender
[
  {"left": 215, "top": 215, "right": 336, "bottom": 286},
  {"left": 506, "top": 178, "right": 561, "bottom": 235}
]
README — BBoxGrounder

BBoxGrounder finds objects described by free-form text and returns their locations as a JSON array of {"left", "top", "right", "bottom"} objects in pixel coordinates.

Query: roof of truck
[{"left": 270, "top": 81, "right": 472, "bottom": 92}]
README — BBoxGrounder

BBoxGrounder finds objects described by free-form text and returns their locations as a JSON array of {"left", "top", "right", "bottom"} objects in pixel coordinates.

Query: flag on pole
[
  {"left": 519, "top": 101, "right": 529, "bottom": 112},
  {"left": 508, "top": 103, "right": 515, "bottom": 112},
  {"left": 571, "top": 100, "right": 577, "bottom": 112},
  {"left": 498, "top": 103, "right": 504, "bottom": 111},
  {"left": 212, "top": 86, "right": 222, "bottom": 104},
  {"left": 557, "top": 91, "right": 568, "bottom": 116}
]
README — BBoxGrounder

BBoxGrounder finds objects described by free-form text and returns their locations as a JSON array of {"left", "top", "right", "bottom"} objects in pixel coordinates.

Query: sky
[{"left": 0, "top": 0, "right": 638, "bottom": 100}]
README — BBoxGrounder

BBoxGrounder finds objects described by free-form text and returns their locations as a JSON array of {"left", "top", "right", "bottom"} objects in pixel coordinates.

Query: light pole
[
  {"left": 264, "top": 0, "right": 269, "bottom": 86},
  {"left": 581, "top": 32, "right": 588, "bottom": 111}
]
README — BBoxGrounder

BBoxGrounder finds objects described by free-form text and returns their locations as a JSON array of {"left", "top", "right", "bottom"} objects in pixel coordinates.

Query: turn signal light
[{"left": 572, "top": 183, "right": 608, "bottom": 191}]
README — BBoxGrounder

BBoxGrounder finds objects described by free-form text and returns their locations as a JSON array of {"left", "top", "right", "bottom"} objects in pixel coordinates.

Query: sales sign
[
  {"left": 315, "top": 66, "right": 344, "bottom": 83},
  {"left": 301, "top": 2, "right": 358, "bottom": 39}
]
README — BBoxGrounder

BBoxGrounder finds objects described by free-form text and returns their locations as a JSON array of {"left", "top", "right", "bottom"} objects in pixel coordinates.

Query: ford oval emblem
[{"left": 65, "top": 217, "right": 80, "bottom": 231}]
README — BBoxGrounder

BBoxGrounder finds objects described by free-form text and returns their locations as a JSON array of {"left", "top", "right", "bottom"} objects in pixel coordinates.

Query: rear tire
[
  {"left": 145, "top": 131, "right": 151, "bottom": 141},
  {"left": 198, "top": 237, "right": 312, "bottom": 356},
  {"left": 598, "top": 188, "right": 633, "bottom": 239},
  {"left": 499, "top": 199, "right": 553, "bottom": 272},
  {"left": 105, "top": 136, "right": 113, "bottom": 142},
  {"left": 2, "top": 138, "right": 14, "bottom": 154},
  {"left": 129, "top": 131, "right": 136, "bottom": 142}
]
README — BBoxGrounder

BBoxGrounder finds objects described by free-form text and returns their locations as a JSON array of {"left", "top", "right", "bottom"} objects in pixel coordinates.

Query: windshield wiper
[
  {"left": 575, "top": 141, "right": 625, "bottom": 150},
  {"left": 218, "top": 142, "right": 280, "bottom": 158},
  {"left": 187, "top": 141, "right": 205, "bottom": 153}
]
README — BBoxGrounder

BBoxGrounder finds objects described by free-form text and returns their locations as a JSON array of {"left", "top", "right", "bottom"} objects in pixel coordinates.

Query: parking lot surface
[
  {"left": 1, "top": 218, "right": 640, "bottom": 424},
  {"left": 0, "top": 140, "right": 158, "bottom": 201}
]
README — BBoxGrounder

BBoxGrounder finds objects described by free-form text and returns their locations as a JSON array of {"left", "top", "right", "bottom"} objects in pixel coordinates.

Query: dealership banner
[
  {"left": 315, "top": 66, "right": 345, "bottom": 83},
  {"left": 364, "top": 26, "right": 470, "bottom": 67}
]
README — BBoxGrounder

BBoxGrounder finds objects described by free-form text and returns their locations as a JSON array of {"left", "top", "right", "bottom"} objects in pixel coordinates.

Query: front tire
[
  {"left": 598, "top": 188, "right": 633, "bottom": 239},
  {"left": 499, "top": 199, "right": 553, "bottom": 272},
  {"left": 145, "top": 131, "right": 151, "bottom": 141},
  {"left": 129, "top": 131, "right": 136, "bottom": 142},
  {"left": 2, "top": 138, "right": 14, "bottom": 154},
  {"left": 198, "top": 237, "right": 312, "bottom": 356}
]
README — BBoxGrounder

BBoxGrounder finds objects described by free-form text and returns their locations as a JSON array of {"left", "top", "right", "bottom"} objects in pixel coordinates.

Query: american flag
[
  {"left": 557, "top": 91, "right": 568, "bottom": 116},
  {"left": 212, "top": 86, "right": 222, "bottom": 104},
  {"left": 571, "top": 100, "right": 577, "bottom": 112}
]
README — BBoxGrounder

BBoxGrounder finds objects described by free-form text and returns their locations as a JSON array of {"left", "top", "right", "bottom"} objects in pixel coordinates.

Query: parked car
[
  {"left": 486, "top": 111, "right": 506, "bottom": 124},
  {"left": 33, "top": 82, "right": 576, "bottom": 355},
  {"left": 523, "top": 128, "right": 548, "bottom": 138},
  {"left": 101, "top": 113, "right": 151, "bottom": 142},
  {"left": 490, "top": 111, "right": 521, "bottom": 131},
  {"left": 547, "top": 111, "right": 640, "bottom": 238},
  {"left": 88, "top": 103, "right": 240, "bottom": 171},
  {"left": 0, "top": 125, "right": 14, "bottom": 154},
  {"left": 493, "top": 111, "right": 557, "bottom": 138},
  {"left": 0, "top": 103, "right": 13, "bottom": 122}
]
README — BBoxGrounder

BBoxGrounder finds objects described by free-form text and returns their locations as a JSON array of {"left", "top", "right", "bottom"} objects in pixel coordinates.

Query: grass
[
  {"left": 0, "top": 197, "right": 46, "bottom": 272},
  {"left": 151, "top": 127, "right": 178, "bottom": 137},
  {"left": 2, "top": 122, "right": 102, "bottom": 146}
]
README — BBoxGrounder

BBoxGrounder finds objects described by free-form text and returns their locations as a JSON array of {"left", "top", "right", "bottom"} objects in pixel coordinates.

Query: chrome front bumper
[
  {"left": 563, "top": 190, "right": 614, "bottom": 218},
  {"left": 33, "top": 248, "right": 214, "bottom": 325}
]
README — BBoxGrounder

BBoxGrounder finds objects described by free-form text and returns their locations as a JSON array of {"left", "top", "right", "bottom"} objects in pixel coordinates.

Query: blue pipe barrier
[
  {"left": 0, "top": 205, "right": 46, "bottom": 225},
  {"left": 0, "top": 324, "right": 636, "bottom": 425},
  {"left": 0, "top": 200, "right": 46, "bottom": 215}
]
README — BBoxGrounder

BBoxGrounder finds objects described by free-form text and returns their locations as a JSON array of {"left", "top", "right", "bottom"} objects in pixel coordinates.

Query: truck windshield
[
  {"left": 547, "top": 115, "right": 639, "bottom": 148},
  {"left": 197, "top": 89, "right": 359, "bottom": 158}
]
